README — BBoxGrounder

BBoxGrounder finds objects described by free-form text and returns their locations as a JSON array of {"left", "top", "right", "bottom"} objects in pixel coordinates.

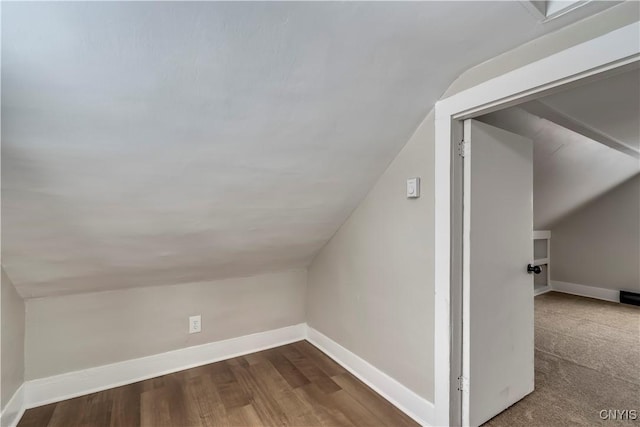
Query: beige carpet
[{"left": 484, "top": 291, "right": 640, "bottom": 427}]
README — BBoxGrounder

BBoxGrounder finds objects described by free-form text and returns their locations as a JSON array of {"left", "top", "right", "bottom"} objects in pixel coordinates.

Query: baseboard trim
[
  {"left": 0, "top": 384, "right": 25, "bottom": 427},
  {"left": 550, "top": 280, "right": 620, "bottom": 303},
  {"left": 20, "top": 323, "right": 433, "bottom": 427},
  {"left": 534, "top": 286, "right": 553, "bottom": 296},
  {"left": 306, "top": 326, "right": 434, "bottom": 426},
  {"left": 24, "top": 323, "right": 306, "bottom": 410}
]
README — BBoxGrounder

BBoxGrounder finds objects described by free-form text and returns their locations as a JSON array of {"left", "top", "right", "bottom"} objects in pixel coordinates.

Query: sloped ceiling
[
  {"left": 479, "top": 69, "right": 640, "bottom": 229},
  {"left": 1, "top": 2, "right": 608, "bottom": 297},
  {"left": 540, "top": 68, "right": 640, "bottom": 151}
]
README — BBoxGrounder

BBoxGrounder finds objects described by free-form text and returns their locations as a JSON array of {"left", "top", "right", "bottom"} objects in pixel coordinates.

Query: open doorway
[
  {"left": 433, "top": 22, "right": 639, "bottom": 427},
  {"left": 468, "top": 67, "right": 640, "bottom": 426}
]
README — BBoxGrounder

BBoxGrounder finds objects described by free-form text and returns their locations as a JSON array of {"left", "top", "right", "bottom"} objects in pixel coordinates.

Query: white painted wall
[
  {"left": 25, "top": 270, "right": 305, "bottom": 380},
  {"left": 1, "top": 268, "right": 25, "bottom": 411},
  {"left": 3, "top": 0, "right": 638, "bottom": 414},
  {"left": 306, "top": 2, "right": 638, "bottom": 405},
  {"left": 444, "top": 2, "right": 640, "bottom": 96},
  {"left": 307, "top": 112, "right": 435, "bottom": 400},
  {"left": 551, "top": 174, "right": 640, "bottom": 291}
]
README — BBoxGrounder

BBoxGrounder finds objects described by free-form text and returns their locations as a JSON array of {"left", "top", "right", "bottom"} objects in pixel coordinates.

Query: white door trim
[{"left": 433, "top": 21, "right": 640, "bottom": 427}]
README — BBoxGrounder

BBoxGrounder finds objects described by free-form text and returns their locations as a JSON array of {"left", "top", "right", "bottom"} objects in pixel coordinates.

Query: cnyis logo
[{"left": 599, "top": 409, "right": 638, "bottom": 421}]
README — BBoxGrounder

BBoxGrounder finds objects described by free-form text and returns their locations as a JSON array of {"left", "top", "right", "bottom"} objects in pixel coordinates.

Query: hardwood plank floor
[{"left": 18, "top": 341, "right": 418, "bottom": 427}]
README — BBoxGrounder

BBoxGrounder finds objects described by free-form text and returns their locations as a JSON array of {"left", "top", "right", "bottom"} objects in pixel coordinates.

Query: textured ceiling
[
  {"left": 479, "top": 69, "right": 640, "bottom": 229},
  {"left": 2, "top": 2, "right": 602, "bottom": 297}
]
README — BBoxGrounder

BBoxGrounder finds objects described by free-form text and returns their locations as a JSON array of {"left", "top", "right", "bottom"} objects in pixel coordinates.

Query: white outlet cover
[{"left": 189, "top": 315, "right": 201, "bottom": 334}]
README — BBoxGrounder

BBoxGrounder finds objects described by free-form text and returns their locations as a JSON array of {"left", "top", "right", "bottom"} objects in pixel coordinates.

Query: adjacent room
[
  {"left": 1, "top": 2, "right": 638, "bottom": 427},
  {"left": 473, "top": 68, "right": 640, "bottom": 426}
]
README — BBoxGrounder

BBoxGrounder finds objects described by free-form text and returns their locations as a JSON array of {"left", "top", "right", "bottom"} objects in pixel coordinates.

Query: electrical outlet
[{"left": 189, "top": 315, "right": 201, "bottom": 334}]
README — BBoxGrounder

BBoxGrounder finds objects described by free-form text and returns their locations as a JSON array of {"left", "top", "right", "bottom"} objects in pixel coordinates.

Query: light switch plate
[
  {"left": 189, "top": 315, "right": 201, "bottom": 334},
  {"left": 407, "top": 177, "right": 420, "bottom": 198}
]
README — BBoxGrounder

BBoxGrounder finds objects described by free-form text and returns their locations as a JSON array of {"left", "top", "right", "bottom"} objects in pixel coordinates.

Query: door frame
[{"left": 433, "top": 22, "right": 640, "bottom": 426}]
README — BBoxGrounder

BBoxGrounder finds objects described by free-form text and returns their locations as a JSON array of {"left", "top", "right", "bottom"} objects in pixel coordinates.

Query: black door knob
[{"left": 527, "top": 264, "right": 542, "bottom": 274}]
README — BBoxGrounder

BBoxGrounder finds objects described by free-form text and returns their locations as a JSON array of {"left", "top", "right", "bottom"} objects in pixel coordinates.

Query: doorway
[
  {"left": 465, "top": 67, "right": 639, "bottom": 426},
  {"left": 433, "top": 22, "right": 640, "bottom": 427}
]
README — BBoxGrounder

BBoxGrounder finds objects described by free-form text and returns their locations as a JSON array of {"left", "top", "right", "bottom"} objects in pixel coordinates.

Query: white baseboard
[
  {"left": 534, "top": 285, "right": 553, "bottom": 296},
  {"left": 549, "top": 280, "right": 620, "bottom": 302},
  {"left": 24, "top": 323, "right": 306, "bottom": 410},
  {"left": 0, "top": 384, "right": 25, "bottom": 427},
  {"left": 18, "top": 323, "right": 433, "bottom": 427},
  {"left": 306, "top": 326, "right": 434, "bottom": 426}
]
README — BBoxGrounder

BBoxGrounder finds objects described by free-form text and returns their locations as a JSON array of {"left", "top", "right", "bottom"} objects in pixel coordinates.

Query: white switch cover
[
  {"left": 407, "top": 177, "right": 420, "bottom": 198},
  {"left": 189, "top": 315, "right": 201, "bottom": 334}
]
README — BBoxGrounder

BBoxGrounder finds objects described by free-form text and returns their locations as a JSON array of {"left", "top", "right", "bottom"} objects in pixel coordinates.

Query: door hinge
[
  {"left": 457, "top": 140, "right": 469, "bottom": 158},
  {"left": 457, "top": 376, "right": 469, "bottom": 391}
]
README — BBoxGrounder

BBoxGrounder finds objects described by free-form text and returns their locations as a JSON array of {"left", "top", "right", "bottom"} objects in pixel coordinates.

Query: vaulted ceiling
[
  {"left": 538, "top": 68, "right": 640, "bottom": 152},
  {"left": 1, "top": 2, "right": 612, "bottom": 297},
  {"left": 479, "top": 68, "right": 640, "bottom": 229}
]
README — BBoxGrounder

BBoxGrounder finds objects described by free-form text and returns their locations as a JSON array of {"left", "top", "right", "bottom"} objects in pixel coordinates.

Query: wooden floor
[{"left": 18, "top": 341, "right": 418, "bottom": 427}]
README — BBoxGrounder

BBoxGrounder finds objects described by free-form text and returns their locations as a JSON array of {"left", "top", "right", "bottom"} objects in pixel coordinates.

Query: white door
[{"left": 462, "top": 119, "right": 535, "bottom": 427}]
